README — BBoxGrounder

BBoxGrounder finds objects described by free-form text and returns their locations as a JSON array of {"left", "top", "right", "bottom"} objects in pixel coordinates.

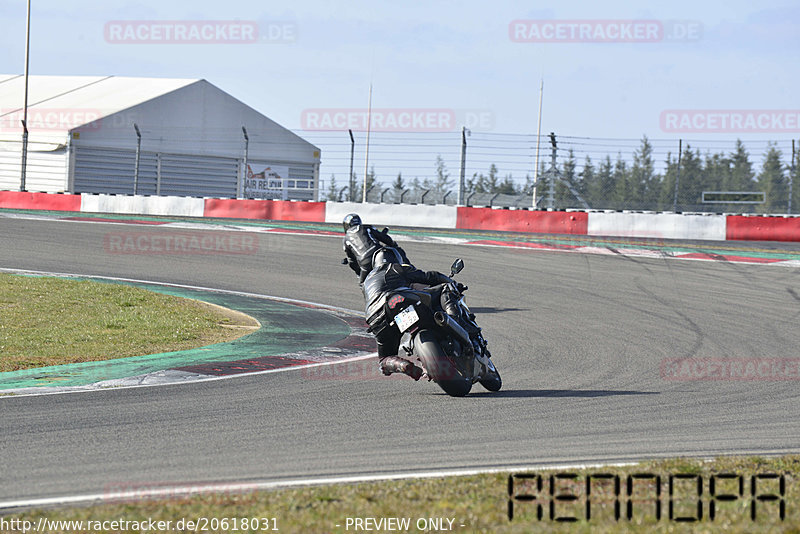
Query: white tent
[{"left": 0, "top": 75, "right": 320, "bottom": 199}]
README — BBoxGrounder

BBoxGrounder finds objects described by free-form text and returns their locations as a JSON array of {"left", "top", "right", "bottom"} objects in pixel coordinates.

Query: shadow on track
[
  {"left": 469, "top": 306, "right": 528, "bottom": 314},
  {"left": 466, "top": 389, "right": 659, "bottom": 399}
]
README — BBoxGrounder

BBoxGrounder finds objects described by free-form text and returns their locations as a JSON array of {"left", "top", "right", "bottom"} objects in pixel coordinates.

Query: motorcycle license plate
[{"left": 394, "top": 305, "right": 419, "bottom": 332}]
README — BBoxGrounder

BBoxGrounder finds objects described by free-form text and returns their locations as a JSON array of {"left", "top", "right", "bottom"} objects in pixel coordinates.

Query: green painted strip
[{"left": 0, "top": 281, "right": 351, "bottom": 390}]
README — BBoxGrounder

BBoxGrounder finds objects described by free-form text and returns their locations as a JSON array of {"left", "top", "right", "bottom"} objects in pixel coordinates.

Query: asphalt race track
[{"left": 1, "top": 216, "right": 800, "bottom": 505}]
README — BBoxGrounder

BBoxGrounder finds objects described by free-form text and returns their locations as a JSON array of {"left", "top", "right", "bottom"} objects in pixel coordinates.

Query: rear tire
[{"left": 416, "top": 330, "right": 472, "bottom": 397}]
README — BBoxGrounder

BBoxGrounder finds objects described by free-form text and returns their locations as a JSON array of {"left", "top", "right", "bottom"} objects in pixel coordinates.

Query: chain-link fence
[{"left": 306, "top": 130, "right": 799, "bottom": 214}]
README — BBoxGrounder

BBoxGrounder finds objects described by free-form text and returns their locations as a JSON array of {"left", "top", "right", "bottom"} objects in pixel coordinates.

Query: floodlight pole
[
  {"left": 532, "top": 78, "right": 543, "bottom": 208},
  {"left": 133, "top": 123, "right": 141, "bottom": 195},
  {"left": 20, "top": 0, "right": 31, "bottom": 192},
  {"left": 348, "top": 129, "right": 355, "bottom": 202},
  {"left": 241, "top": 126, "right": 249, "bottom": 199},
  {"left": 790, "top": 139, "right": 795, "bottom": 214},
  {"left": 362, "top": 82, "right": 373, "bottom": 203}
]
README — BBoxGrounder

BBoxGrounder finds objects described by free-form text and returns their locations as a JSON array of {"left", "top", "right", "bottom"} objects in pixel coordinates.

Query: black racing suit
[
  {"left": 362, "top": 262, "right": 455, "bottom": 359},
  {"left": 343, "top": 224, "right": 408, "bottom": 283}
]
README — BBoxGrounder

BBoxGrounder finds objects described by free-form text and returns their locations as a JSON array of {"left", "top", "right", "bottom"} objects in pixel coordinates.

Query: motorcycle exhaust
[{"left": 433, "top": 311, "right": 472, "bottom": 349}]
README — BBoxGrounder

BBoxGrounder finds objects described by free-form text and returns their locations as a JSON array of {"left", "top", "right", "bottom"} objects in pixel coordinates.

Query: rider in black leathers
[
  {"left": 362, "top": 248, "right": 462, "bottom": 380},
  {"left": 342, "top": 213, "right": 409, "bottom": 284}
]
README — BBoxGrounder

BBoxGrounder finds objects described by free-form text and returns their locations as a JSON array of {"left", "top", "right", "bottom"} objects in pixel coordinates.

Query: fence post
[
  {"left": 547, "top": 132, "right": 556, "bottom": 210},
  {"left": 240, "top": 126, "right": 249, "bottom": 199},
  {"left": 673, "top": 139, "right": 682, "bottom": 212},
  {"left": 458, "top": 126, "right": 468, "bottom": 205}
]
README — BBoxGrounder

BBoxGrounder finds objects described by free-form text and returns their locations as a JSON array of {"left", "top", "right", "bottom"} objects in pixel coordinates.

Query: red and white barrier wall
[{"left": 1, "top": 191, "right": 798, "bottom": 242}]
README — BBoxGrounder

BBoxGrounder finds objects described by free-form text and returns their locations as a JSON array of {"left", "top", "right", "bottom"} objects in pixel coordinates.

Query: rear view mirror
[{"left": 450, "top": 258, "right": 464, "bottom": 277}]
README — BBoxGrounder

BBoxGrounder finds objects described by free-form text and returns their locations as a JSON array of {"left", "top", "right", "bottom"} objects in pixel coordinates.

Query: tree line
[{"left": 326, "top": 137, "right": 799, "bottom": 213}]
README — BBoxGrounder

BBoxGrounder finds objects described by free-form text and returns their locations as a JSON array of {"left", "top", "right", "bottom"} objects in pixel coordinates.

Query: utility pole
[
  {"left": 20, "top": 0, "right": 31, "bottom": 191},
  {"left": 362, "top": 83, "right": 372, "bottom": 203},
  {"left": 532, "top": 78, "right": 543, "bottom": 208},
  {"left": 790, "top": 139, "right": 795, "bottom": 214},
  {"left": 348, "top": 129, "right": 355, "bottom": 202}
]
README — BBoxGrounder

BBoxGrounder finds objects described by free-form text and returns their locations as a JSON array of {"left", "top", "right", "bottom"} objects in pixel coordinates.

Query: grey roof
[{"left": 0, "top": 75, "right": 199, "bottom": 141}]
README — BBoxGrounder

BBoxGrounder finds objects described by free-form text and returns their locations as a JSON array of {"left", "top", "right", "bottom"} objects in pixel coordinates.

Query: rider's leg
[{"left": 376, "top": 331, "right": 423, "bottom": 380}]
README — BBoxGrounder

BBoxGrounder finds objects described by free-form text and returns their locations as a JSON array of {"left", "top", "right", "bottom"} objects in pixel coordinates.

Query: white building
[{"left": 0, "top": 74, "right": 320, "bottom": 200}]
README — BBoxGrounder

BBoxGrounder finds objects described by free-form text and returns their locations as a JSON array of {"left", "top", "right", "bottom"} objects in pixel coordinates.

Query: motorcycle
[{"left": 382, "top": 258, "right": 501, "bottom": 397}]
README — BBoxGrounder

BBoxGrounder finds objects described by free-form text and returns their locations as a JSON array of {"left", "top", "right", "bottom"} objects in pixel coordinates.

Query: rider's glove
[{"left": 456, "top": 282, "right": 468, "bottom": 293}]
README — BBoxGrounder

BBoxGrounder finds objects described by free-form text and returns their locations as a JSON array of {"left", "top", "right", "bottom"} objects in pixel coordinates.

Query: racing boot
[{"left": 379, "top": 356, "right": 423, "bottom": 380}]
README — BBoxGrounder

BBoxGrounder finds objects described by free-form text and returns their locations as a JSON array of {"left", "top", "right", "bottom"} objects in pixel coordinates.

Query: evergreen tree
[
  {"left": 326, "top": 174, "right": 339, "bottom": 201},
  {"left": 631, "top": 136, "right": 656, "bottom": 208},
  {"left": 676, "top": 145, "right": 703, "bottom": 210},
  {"left": 703, "top": 152, "right": 729, "bottom": 192},
  {"left": 497, "top": 174, "right": 517, "bottom": 195},
  {"left": 557, "top": 149, "right": 577, "bottom": 208},
  {"left": 578, "top": 155, "right": 594, "bottom": 202},
  {"left": 591, "top": 155, "right": 614, "bottom": 208},
  {"left": 392, "top": 172, "right": 405, "bottom": 203},
  {"left": 433, "top": 155, "right": 453, "bottom": 195},
  {"left": 658, "top": 153, "right": 679, "bottom": 211},
  {"left": 612, "top": 154, "right": 629, "bottom": 209},
  {"left": 728, "top": 139, "right": 755, "bottom": 191},
  {"left": 757, "top": 144, "right": 787, "bottom": 213},
  {"left": 392, "top": 172, "right": 405, "bottom": 191},
  {"left": 353, "top": 167, "right": 377, "bottom": 202},
  {"left": 486, "top": 164, "right": 500, "bottom": 193}
]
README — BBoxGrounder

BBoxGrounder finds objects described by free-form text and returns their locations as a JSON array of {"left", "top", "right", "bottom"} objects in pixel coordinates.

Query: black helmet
[
  {"left": 343, "top": 213, "right": 361, "bottom": 231},
  {"left": 372, "top": 247, "right": 403, "bottom": 268}
]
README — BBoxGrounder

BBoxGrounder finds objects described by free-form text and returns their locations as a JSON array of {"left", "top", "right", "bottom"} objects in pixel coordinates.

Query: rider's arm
[
  {"left": 343, "top": 240, "right": 361, "bottom": 275},
  {"left": 401, "top": 265, "right": 452, "bottom": 287},
  {"left": 370, "top": 226, "right": 398, "bottom": 248}
]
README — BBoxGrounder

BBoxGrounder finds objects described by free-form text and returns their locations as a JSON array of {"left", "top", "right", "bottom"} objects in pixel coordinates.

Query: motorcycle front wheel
[
  {"left": 478, "top": 357, "right": 502, "bottom": 392},
  {"left": 415, "top": 329, "right": 472, "bottom": 397}
]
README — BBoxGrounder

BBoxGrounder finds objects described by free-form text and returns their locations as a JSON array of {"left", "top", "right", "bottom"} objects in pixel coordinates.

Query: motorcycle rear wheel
[{"left": 416, "top": 330, "right": 472, "bottom": 397}]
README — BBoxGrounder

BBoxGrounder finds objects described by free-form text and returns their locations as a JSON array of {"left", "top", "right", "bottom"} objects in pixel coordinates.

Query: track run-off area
[{"left": 1, "top": 212, "right": 799, "bottom": 509}]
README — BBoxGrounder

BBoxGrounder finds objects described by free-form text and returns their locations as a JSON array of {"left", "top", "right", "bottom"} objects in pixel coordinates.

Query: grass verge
[
  {"left": 0, "top": 273, "right": 257, "bottom": 372},
  {"left": 6, "top": 455, "right": 798, "bottom": 533}
]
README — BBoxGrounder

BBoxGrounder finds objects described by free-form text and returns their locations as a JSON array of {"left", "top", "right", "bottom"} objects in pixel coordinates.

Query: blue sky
[{"left": 2, "top": 0, "right": 798, "bottom": 185}]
